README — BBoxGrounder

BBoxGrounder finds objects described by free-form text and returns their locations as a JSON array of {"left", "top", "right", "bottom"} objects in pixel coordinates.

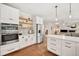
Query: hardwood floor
[{"left": 6, "top": 38, "right": 57, "bottom": 56}]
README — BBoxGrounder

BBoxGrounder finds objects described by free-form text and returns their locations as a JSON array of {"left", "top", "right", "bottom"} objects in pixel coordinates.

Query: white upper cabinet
[
  {"left": 71, "top": 3, "right": 79, "bottom": 19},
  {"left": 0, "top": 4, "right": 19, "bottom": 24},
  {"left": 57, "top": 3, "right": 69, "bottom": 20}
]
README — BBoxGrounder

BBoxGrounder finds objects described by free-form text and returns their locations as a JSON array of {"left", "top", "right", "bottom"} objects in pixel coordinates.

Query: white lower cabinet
[
  {"left": 27, "top": 35, "right": 36, "bottom": 46},
  {"left": 19, "top": 35, "right": 28, "bottom": 49},
  {"left": 76, "top": 43, "right": 79, "bottom": 56},
  {"left": 47, "top": 37, "right": 62, "bottom": 55},
  {"left": 19, "top": 35, "right": 36, "bottom": 49},
  {"left": 0, "top": 34, "right": 36, "bottom": 55},
  {"left": 62, "top": 40, "right": 76, "bottom": 56},
  {"left": 47, "top": 37, "right": 79, "bottom": 56},
  {"left": 0, "top": 42, "right": 20, "bottom": 55},
  {"left": 33, "top": 35, "right": 36, "bottom": 43},
  {"left": 19, "top": 42, "right": 27, "bottom": 49}
]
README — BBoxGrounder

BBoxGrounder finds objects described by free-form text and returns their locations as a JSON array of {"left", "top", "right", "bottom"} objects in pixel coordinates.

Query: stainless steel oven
[
  {"left": 0, "top": 23, "right": 19, "bottom": 45},
  {"left": 2, "top": 33, "right": 19, "bottom": 45}
]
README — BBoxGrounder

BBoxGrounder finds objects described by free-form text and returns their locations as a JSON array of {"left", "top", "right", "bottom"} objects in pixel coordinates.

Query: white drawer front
[
  {"left": 48, "top": 42, "right": 56, "bottom": 49},
  {"left": 1, "top": 42, "right": 19, "bottom": 55},
  {"left": 19, "top": 42, "right": 27, "bottom": 49},
  {"left": 49, "top": 38, "right": 57, "bottom": 43},
  {"left": 75, "top": 43, "right": 79, "bottom": 56},
  {"left": 63, "top": 40, "right": 74, "bottom": 46},
  {"left": 47, "top": 46, "right": 57, "bottom": 54},
  {"left": 47, "top": 38, "right": 62, "bottom": 55},
  {"left": 62, "top": 40, "right": 76, "bottom": 56}
]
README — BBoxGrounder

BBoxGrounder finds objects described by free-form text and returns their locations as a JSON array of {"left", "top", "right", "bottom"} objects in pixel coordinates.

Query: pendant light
[
  {"left": 69, "top": 3, "right": 72, "bottom": 19},
  {"left": 55, "top": 5, "right": 58, "bottom": 21}
]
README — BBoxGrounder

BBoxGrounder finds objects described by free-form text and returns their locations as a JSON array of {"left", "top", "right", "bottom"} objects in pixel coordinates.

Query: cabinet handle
[
  {"left": 50, "top": 43, "right": 56, "bottom": 46},
  {"left": 65, "top": 42, "right": 71, "bottom": 45},
  {"left": 65, "top": 45, "right": 71, "bottom": 48},
  {"left": 22, "top": 37, "right": 24, "bottom": 38},
  {"left": 9, "top": 18, "right": 13, "bottom": 20},
  {"left": 51, "top": 39, "right": 56, "bottom": 41}
]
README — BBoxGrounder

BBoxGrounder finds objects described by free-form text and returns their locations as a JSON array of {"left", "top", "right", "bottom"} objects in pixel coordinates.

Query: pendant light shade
[
  {"left": 55, "top": 5, "right": 58, "bottom": 21},
  {"left": 69, "top": 15, "right": 72, "bottom": 19},
  {"left": 69, "top": 3, "right": 72, "bottom": 19},
  {"left": 56, "top": 18, "right": 58, "bottom": 21}
]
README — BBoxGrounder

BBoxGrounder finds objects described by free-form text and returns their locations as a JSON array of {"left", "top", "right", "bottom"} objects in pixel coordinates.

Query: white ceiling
[
  {"left": 6, "top": 3, "right": 57, "bottom": 16},
  {"left": 4, "top": 3, "right": 79, "bottom": 24}
]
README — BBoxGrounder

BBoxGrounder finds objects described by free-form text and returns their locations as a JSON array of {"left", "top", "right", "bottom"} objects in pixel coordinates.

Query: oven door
[{"left": 2, "top": 34, "right": 19, "bottom": 45}]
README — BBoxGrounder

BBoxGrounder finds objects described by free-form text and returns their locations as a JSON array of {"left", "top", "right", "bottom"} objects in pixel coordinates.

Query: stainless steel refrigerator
[{"left": 36, "top": 24, "right": 43, "bottom": 43}]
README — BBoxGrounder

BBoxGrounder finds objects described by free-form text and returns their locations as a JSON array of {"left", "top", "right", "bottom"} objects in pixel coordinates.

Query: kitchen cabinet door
[
  {"left": 29, "top": 35, "right": 35, "bottom": 45},
  {"left": 62, "top": 40, "right": 76, "bottom": 56},
  {"left": 32, "top": 35, "right": 36, "bottom": 44},
  {"left": 47, "top": 37, "right": 62, "bottom": 55},
  {"left": 0, "top": 4, "right": 19, "bottom": 24},
  {"left": 76, "top": 43, "right": 79, "bottom": 56},
  {"left": 9, "top": 7, "right": 19, "bottom": 24},
  {"left": 0, "top": 4, "right": 10, "bottom": 19},
  {"left": 19, "top": 36, "right": 28, "bottom": 49},
  {"left": 56, "top": 39, "right": 62, "bottom": 55},
  {"left": 0, "top": 42, "right": 20, "bottom": 55},
  {"left": 19, "top": 42, "right": 27, "bottom": 49},
  {"left": 19, "top": 35, "right": 36, "bottom": 49},
  {"left": 19, "top": 35, "right": 28, "bottom": 42},
  {"left": 0, "top": 4, "right": 11, "bottom": 23}
]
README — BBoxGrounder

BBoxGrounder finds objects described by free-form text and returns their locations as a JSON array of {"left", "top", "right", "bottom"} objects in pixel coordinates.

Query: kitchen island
[{"left": 47, "top": 35, "right": 79, "bottom": 56}]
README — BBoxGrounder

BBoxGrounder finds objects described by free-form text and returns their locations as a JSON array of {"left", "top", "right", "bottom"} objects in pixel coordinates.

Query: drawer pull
[
  {"left": 22, "top": 37, "right": 24, "bottom": 38},
  {"left": 51, "top": 39, "right": 56, "bottom": 41},
  {"left": 9, "top": 18, "right": 13, "bottom": 20},
  {"left": 50, "top": 43, "right": 56, "bottom": 46},
  {"left": 65, "top": 45, "right": 71, "bottom": 48},
  {"left": 65, "top": 42, "right": 71, "bottom": 45}
]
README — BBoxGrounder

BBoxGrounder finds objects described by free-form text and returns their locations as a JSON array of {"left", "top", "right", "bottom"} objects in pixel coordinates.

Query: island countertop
[{"left": 46, "top": 35, "right": 79, "bottom": 43}]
